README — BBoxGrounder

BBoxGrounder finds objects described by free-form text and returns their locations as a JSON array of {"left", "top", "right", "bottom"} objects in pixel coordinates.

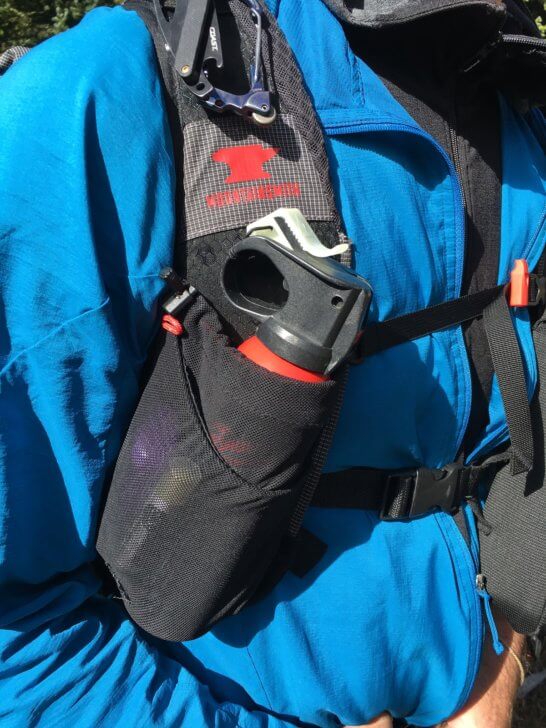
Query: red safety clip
[
  {"left": 162, "top": 314, "right": 184, "bottom": 336},
  {"left": 509, "top": 259, "right": 530, "bottom": 308}
]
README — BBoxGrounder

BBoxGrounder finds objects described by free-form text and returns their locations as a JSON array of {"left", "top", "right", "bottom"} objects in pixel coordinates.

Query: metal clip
[
  {"left": 159, "top": 267, "right": 198, "bottom": 316},
  {"left": 153, "top": 0, "right": 275, "bottom": 125}
]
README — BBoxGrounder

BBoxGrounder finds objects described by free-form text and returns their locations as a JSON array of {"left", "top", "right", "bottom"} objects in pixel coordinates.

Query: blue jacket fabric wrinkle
[{"left": 0, "top": 2, "right": 545, "bottom": 727}]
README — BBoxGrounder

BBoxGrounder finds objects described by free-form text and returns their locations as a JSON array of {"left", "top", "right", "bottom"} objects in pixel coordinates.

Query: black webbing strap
[
  {"left": 328, "top": 288, "right": 537, "bottom": 517},
  {"left": 354, "top": 285, "right": 503, "bottom": 360},
  {"left": 288, "top": 527, "right": 328, "bottom": 578},
  {"left": 312, "top": 457, "right": 508, "bottom": 520},
  {"left": 353, "top": 275, "right": 545, "bottom": 360},
  {"left": 322, "top": 280, "right": 540, "bottom": 517},
  {"left": 483, "top": 291, "right": 534, "bottom": 475}
]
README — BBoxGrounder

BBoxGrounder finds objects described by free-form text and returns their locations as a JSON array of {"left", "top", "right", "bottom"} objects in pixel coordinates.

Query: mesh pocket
[{"left": 97, "top": 296, "right": 338, "bottom": 641}]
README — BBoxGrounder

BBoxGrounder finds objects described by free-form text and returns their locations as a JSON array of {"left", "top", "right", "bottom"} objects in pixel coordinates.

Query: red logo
[
  {"left": 212, "top": 144, "right": 279, "bottom": 184},
  {"left": 206, "top": 183, "right": 301, "bottom": 209}
]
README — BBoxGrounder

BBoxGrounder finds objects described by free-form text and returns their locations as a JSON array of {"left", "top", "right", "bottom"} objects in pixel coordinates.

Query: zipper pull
[
  {"left": 461, "top": 31, "right": 503, "bottom": 73},
  {"left": 476, "top": 574, "right": 504, "bottom": 656}
]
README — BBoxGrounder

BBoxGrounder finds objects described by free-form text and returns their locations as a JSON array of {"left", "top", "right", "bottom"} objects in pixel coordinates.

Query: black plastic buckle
[
  {"left": 380, "top": 463, "right": 463, "bottom": 521},
  {"left": 160, "top": 267, "right": 197, "bottom": 316}
]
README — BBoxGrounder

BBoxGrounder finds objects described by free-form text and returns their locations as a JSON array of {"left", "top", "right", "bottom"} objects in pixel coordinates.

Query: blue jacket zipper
[
  {"left": 476, "top": 574, "right": 505, "bottom": 655},
  {"left": 322, "top": 115, "right": 485, "bottom": 708},
  {"left": 321, "top": 116, "right": 472, "bottom": 457}
]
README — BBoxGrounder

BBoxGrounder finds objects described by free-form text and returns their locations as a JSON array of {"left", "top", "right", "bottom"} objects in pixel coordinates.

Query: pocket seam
[{"left": 196, "top": 338, "right": 333, "bottom": 428}]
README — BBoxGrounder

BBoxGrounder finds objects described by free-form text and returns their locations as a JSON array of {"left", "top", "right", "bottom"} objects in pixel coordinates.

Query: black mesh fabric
[{"left": 97, "top": 296, "right": 338, "bottom": 641}]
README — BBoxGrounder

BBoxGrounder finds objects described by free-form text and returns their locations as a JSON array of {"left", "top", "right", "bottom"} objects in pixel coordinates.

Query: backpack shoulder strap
[
  {"left": 122, "top": 0, "right": 342, "bottom": 233},
  {"left": 124, "top": 0, "right": 207, "bottom": 124},
  {"left": 124, "top": 0, "right": 206, "bottom": 263},
  {"left": 121, "top": 0, "right": 349, "bottom": 583},
  {"left": 0, "top": 46, "right": 29, "bottom": 76}
]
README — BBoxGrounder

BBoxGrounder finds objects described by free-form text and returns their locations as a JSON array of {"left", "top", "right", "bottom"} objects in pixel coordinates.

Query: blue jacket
[{"left": 0, "top": 3, "right": 545, "bottom": 727}]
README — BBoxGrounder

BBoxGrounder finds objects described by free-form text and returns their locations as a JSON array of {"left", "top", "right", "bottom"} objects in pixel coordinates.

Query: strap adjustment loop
[{"left": 528, "top": 274, "right": 546, "bottom": 308}]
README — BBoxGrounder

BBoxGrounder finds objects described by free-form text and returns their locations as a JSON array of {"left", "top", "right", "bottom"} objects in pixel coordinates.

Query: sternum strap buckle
[{"left": 380, "top": 463, "right": 471, "bottom": 520}]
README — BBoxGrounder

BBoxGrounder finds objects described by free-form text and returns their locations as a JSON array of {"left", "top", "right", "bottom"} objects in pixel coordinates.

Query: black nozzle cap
[{"left": 223, "top": 235, "right": 373, "bottom": 374}]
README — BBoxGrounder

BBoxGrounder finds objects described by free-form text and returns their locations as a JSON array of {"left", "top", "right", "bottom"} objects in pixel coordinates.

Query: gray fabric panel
[
  {"left": 0, "top": 46, "right": 30, "bottom": 75},
  {"left": 124, "top": 0, "right": 340, "bottom": 232},
  {"left": 481, "top": 316, "right": 546, "bottom": 634},
  {"left": 323, "top": 0, "right": 504, "bottom": 27},
  {"left": 183, "top": 114, "right": 333, "bottom": 239},
  {"left": 235, "top": 0, "right": 340, "bottom": 229}
]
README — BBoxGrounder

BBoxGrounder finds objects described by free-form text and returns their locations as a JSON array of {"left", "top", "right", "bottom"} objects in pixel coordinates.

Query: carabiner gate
[{"left": 153, "top": 0, "right": 276, "bottom": 125}]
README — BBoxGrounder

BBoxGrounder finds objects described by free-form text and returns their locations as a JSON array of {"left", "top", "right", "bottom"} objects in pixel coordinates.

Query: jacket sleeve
[{"left": 0, "top": 9, "right": 297, "bottom": 727}]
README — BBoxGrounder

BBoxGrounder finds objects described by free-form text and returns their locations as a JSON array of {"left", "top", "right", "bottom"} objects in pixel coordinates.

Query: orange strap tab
[
  {"left": 510, "top": 259, "right": 530, "bottom": 308},
  {"left": 162, "top": 314, "right": 184, "bottom": 336}
]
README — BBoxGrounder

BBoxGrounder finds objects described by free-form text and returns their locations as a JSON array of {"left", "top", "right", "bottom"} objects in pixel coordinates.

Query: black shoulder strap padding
[
  {"left": 124, "top": 0, "right": 208, "bottom": 277},
  {"left": 481, "top": 311, "right": 546, "bottom": 634},
  {"left": 288, "top": 528, "right": 328, "bottom": 578},
  {"left": 123, "top": 0, "right": 350, "bottom": 588},
  {"left": 125, "top": 0, "right": 205, "bottom": 125},
  {"left": 535, "top": 243, "right": 546, "bottom": 277}
]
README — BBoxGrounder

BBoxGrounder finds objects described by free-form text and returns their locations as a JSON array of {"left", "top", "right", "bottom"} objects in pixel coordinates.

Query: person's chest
[{"left": 269, "top": 0, "right": 546, "bottom": 471}]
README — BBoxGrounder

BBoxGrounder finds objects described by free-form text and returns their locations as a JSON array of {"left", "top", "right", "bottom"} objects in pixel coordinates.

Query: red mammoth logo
[{"left": 211, "top": 144, "right": 279, "bottom": 184}]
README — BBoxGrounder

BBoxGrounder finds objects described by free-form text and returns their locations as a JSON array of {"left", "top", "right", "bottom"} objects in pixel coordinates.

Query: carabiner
[{"left": 153, "top": 0, "right": 276, "bottom": 125}]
